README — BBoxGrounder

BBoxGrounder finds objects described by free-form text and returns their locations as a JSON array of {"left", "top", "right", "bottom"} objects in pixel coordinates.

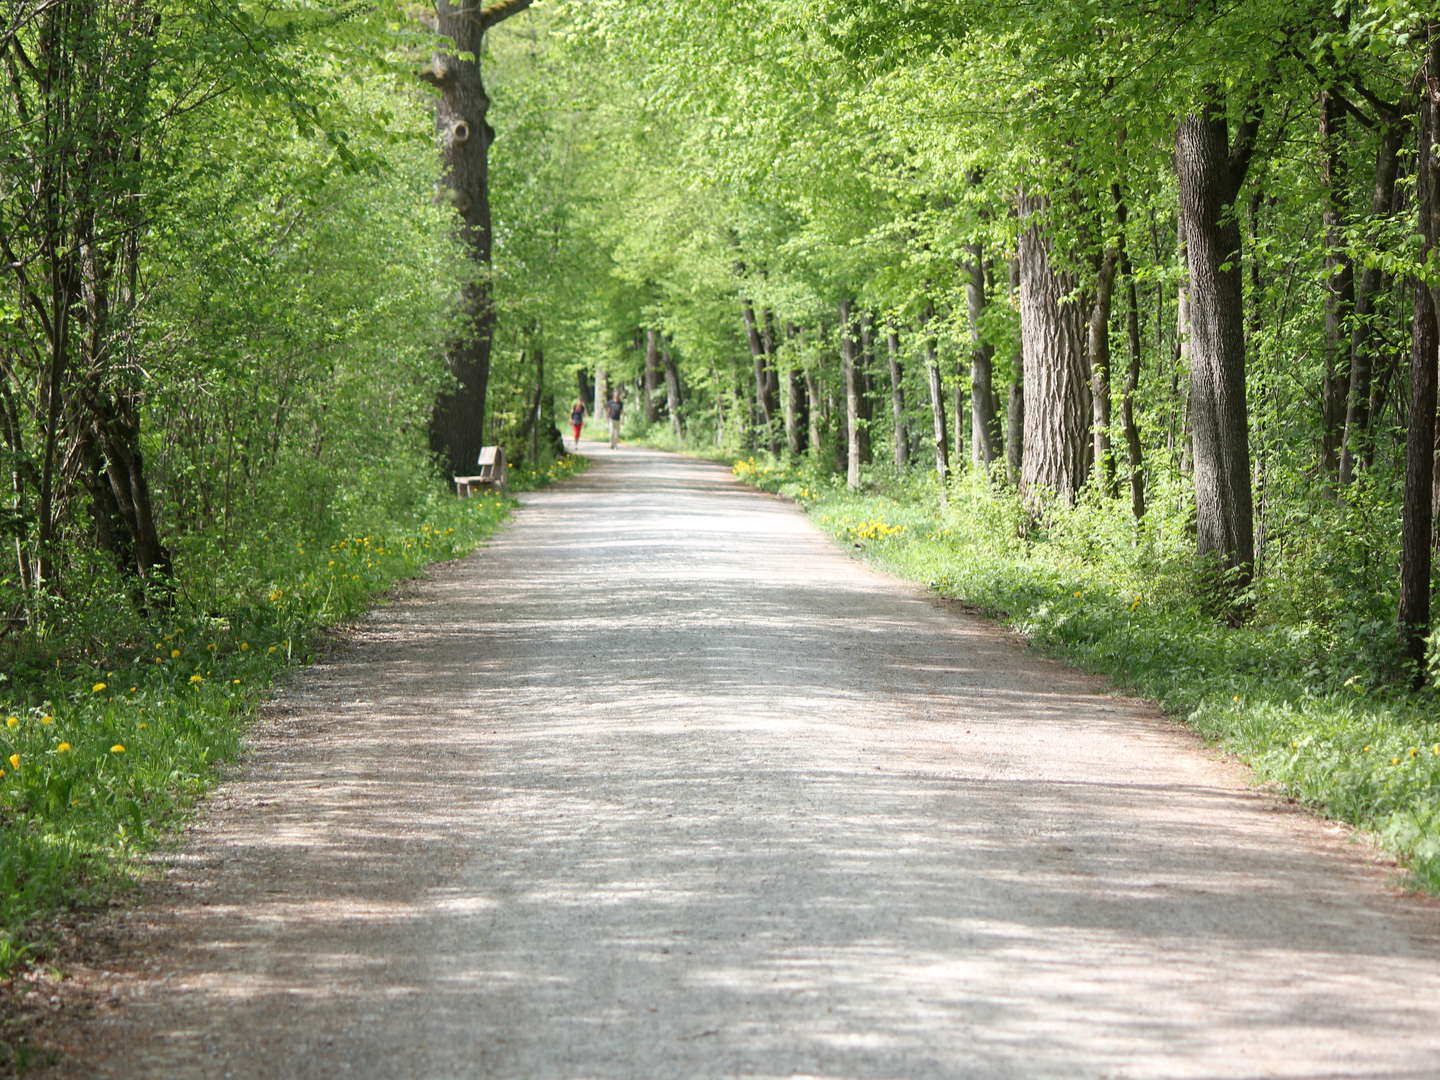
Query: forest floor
[{"left": 10, "top": 444, "right": 1440, "bottom": 1079}]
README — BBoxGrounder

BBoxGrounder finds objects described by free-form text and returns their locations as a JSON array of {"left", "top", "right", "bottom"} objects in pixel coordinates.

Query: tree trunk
[
  {"left": 784, "top": 325, "right": 807, "bottom": 456},
  {"left": 886, "top": 329, "right": 910, "bottom": 469},
  {"left": 1116, "top": 188, "right": 1147, "bottom": 520},
  {"left": 426, "top": 0, "right": 534, "bottom": 481},
  {"left": 804, "top": 367, "right": 823, "bottom": 464},
  {"left": 1320, "top": 90, "right": 1354, "bottom": 475},
  {"left": 965, "top": 246, "right": 999, "bottom": 470},
  {"left": 840, "top": 299, "right": 863, "bottom": 489},
  {"left": 857, "top": 312, "right": 876, "bottom": 466},
  {"left": 1340, "top": 115, "right": 1409, "bottom": 483},
  {"left": 922, "top": 304, "right": 950, "bottom": 506},
  {"left": 1399, "top": 26, "right": 1440, "bottom": 679},
  {"left": 1176, "top": 95, "right": 1259, "bottom": 594},
  {"left": 643, "top": 327, "right": 661, "bottom": 424},
  {"left": 1018, "top": 190, "right": 1090, "bottom": 507},
  {"left": 1005, "top": 261, "right": 1025, "bottom": 486},
  {"left": 1088, "top": 240, "right": 1120, "bottom": 495},
  {"left": 741, "top": 298, "right": 781, "bottom": 453}
]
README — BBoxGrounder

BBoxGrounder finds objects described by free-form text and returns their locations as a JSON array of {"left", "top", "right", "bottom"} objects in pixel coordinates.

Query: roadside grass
[
  {"left": 0, "top": 471, "right": 568, "bottom": 976},
  {"left": 730, "top": 454, "right": 1440, "bottom": 892}
]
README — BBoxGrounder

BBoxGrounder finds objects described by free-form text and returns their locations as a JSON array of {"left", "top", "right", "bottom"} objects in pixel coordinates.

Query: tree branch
[{"left": 479, "top": 0, "right": 535, "bottom": 31}]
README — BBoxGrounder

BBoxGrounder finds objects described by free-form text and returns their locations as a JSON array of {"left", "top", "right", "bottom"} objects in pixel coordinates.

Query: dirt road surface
[{"left": 32, "top": 445, "right": 1440, "bottom": 1079}]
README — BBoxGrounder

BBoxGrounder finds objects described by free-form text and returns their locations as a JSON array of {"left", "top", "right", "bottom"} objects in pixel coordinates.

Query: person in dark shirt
[{"left": 605, "top": 391, "right": 624, "bottom": 449}]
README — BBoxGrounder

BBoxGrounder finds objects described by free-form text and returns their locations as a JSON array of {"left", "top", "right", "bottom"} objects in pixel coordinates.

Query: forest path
[{"left": 37, "top": 444, "right": 1440, "bottom": 1079}]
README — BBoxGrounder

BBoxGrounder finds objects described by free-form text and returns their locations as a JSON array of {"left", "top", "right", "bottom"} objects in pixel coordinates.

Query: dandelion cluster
[{"left": 847, "top": 519, "right": 908, "bottom": 543}]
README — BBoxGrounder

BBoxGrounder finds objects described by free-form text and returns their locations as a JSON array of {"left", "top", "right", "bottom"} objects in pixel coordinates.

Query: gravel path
[{"left": 35, "top": 444, "right": 1440, "bottom": 1079}]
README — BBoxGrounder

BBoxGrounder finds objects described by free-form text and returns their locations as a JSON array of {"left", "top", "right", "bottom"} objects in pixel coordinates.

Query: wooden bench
[{"left": 454, "top": 445, "right": 507, "bottom": 496}]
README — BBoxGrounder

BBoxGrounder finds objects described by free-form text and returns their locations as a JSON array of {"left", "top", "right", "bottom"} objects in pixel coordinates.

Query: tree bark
[
  {"left": 643, "top": 327, "right": 661, "bottom": 425},
  {"left": 886, "top": 328, "right": 910, "bottom": 469},
  {"left": 1320, "top": 89, "right": 1355, "bottom": 475},
  {"left": 426, "top": 0, "right": 535, "bottom": 481},
  {"left": 965, "top": 246, "right": 1000, "bottom": 470},
  {"left": 1116, "top": 188, "right": 1147, "bottom": 520},
  {"left": 1399, "top": 26, "right": 1440, "bottom": 679},
  {"left": 1088, "top": 240, "right": 1121, "bottom": 495},
  {"left": 840, "top": 299, "right": 863, "bottom": 489},
  {"left": 1018, "top": 190, "right": 1090, "bottom": 507},
  {"left": 922, "top": 304, "right": 950, "bottom": 506},
  {"left": 857, "top": 312, "right": 876, "bottom": 466},
  {"left": 784, "top": 325, "right": 807, "bottom": 456},
  {"left": 1176, "top": 94, "right": 1259, "bottom": 594}
]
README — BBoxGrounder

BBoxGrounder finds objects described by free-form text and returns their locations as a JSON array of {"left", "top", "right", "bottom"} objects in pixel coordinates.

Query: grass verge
[{"left": 730, "top": 455, "right": 1440, "bottom": 893}]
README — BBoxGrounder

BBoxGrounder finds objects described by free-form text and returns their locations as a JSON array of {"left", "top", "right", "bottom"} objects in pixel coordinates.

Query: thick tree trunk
[
  {"left": 1176, "top": 96, "right": 1259, "bottom": 593},
  {"left": 1113, "top": 186, "right": 1146, "bottom": 519},
  {"left": 922, "top": 304, "right": 950, "bottom": 506},
  {"left": 740, "top": 297, "right": 779, "bottom": 451},
  {"left": 840, "top": 299, "right": 863, "bottom": 489},
  {"left": 426, "top": 0, "right": 535, "bottom": 480},
  {"left": 965, "top": 247, "right": 999, "bottom": 469},
  {"left": 1399, "top": 27, "right": 1440, "bottom": 678},
  {"left": 886, "top": 329, "right": 910, "bottom": 469},
  {"left": 1018, "top": 191, "right": 1090, "bottom": 507}
]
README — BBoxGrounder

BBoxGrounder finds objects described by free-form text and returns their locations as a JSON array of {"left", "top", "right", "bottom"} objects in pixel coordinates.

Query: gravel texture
[{"left": 26, "top": 444, "right": 1440, "bottom": 1079}]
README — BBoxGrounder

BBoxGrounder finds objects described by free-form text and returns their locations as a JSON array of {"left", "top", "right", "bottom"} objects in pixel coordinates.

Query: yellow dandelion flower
[
  {"left": 0, "top": 769, "right": 5, "bottom": 779},
  {"left": 170, "top": 648, "right": 181, "bottom": 659},
  {"left": 137, "top": 723, "right": 148, "bottom": 730},
  {"left": 9, "top": 753, "right": 20, "bottom": 769},
  {"left": 56, "top": 742, "right": 71, "bottom": 753},
  {"left": 1391, "top": 757, "right": 1401, "bottom": 765},
  {"left": 1409, "top": 747, "right": 1420, "bottom": 758},
  {"left": 207, "top": 643, "right": 217, "bottom": 652},
  {"left": 92, "top": 682, "right": 107, "bottom": 693},
  {"left": 240, "top": 642, "right": 249, "bottom": 651},
  {"left": 110, "top": 744, "right": 125, "bottom": 754},
  {"left": 39, "top": 715, "right": 53, "bottom": 726},
  {"left": 129, "top": 687, "right": 137, "bottom": 693},
  {"left": 1363, "top": 745, "right": 1373, "bottom": 753},
  {"left": 232, "top": 678, "right": 242, "bottom": 685},
  {"left": 6, "top": 716, "right": 18, "bottom": 729},
  {"left": 267, "top": 645, "right": 278, "bottom": 654},
  {"left": 1073, "top": 590, "right": 1083, "bottom": 598},
  {"left": 189, "top": 674, "right": 203, "bottom": 684}
]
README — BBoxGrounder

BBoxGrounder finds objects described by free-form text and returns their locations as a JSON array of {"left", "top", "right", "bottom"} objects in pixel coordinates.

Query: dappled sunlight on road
[{"left": 60, "top": 447, "right": 1440, "bottom": 1080}]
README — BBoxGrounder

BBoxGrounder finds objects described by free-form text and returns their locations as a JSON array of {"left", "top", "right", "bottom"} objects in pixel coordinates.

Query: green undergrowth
[
  {"left": 731, "top": 454, "right": 1440, "bottom": 892},
  {"left": 0, "top": 463, "right": 599, "bottom": 975}
]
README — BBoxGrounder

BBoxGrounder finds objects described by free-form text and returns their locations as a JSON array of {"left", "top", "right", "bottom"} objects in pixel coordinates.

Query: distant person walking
[
  {"left": 569, "top": 399, "right": 586, "bottom": 449},
  {"left": 605, "top": 391, "right": 624, "bottom": 449}
]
